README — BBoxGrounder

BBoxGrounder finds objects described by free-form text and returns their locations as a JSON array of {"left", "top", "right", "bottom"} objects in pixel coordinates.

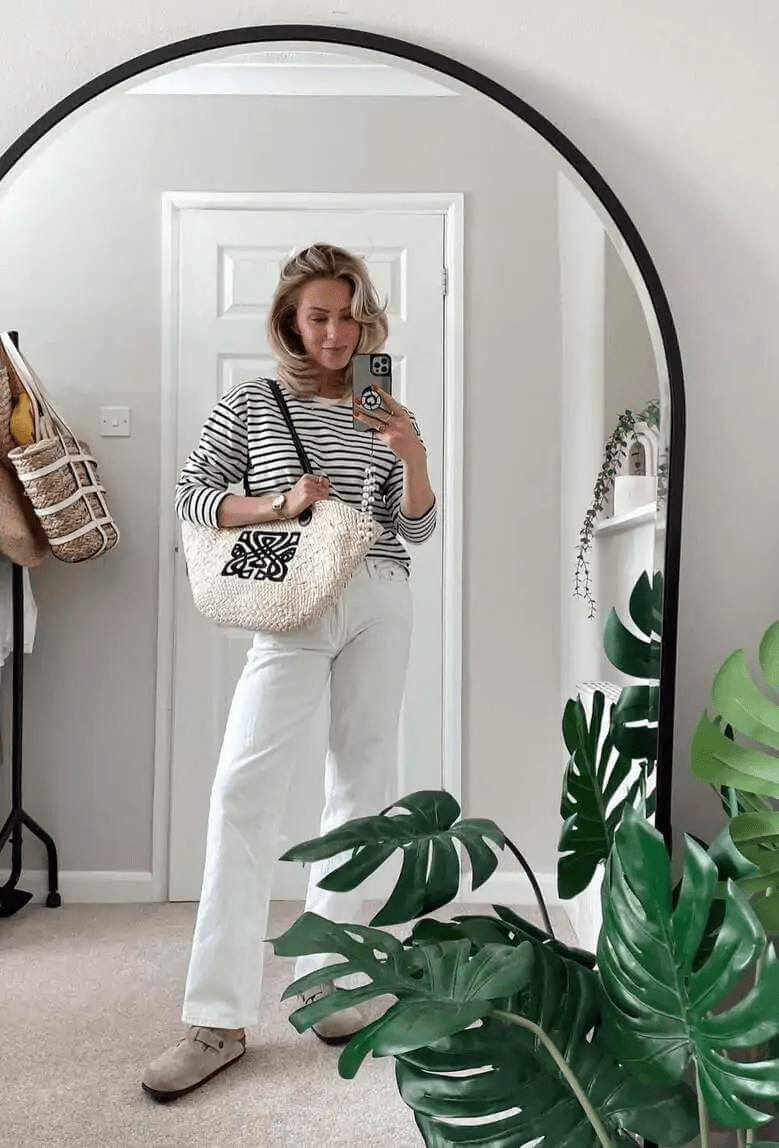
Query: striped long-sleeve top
[{"left": 174, "top": 377, "right": 437, "bottom": 572}]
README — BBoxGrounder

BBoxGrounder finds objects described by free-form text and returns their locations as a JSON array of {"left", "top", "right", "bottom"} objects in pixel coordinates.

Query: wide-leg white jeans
[{"left": 181, "top": 558, "right": 413, "bottom": 1029}]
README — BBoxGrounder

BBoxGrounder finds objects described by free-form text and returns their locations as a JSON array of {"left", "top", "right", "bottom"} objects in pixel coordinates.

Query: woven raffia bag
[
  {"left": 0, "top": 347, "right": 50, "bottom": 567},
  {"left": 181, "top": 381, "right": 383, "bottom": 633},
  {"left": 0, "top": 362, "right": 15, "bottom": 461},
  {"left": 0, "top": 332, "right": 119, "bottom": 562}
]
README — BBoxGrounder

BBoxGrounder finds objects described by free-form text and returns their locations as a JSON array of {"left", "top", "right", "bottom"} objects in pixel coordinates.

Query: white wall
[
  {"left": 0, "top": 0, "right": 772, "bottom": 880},
  {"left": 604, "top": 238, "right": 659, "bottom": 436}
]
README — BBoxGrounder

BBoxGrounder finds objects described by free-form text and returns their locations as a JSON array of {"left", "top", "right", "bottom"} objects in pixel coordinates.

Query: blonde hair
[{"left": 267, "top": 243, "right": 388, "bottom": 397}]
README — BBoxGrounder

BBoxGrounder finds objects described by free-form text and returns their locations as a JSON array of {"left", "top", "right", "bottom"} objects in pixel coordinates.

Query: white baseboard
[
  {"left": 0, "top": 870, "right": 155, "bottom": 903},
  {"left": 2, "top": 867, "right": 579, "bottom": 942},
  {"left": 270, "top": 864, "right": 563, "bottom": 906},
  {"left": 1, "top": 868, "right": 560, "bottom": 909},
  {"left": 459, "top": 869, "right": 560, "bottom": 906},
  {"left": 270, "top": 867, "right": 576, "bottom": 933}
]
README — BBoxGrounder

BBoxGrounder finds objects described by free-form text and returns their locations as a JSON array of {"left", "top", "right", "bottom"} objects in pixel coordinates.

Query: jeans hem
[{"left": 182, "top": 1014, "right": 256, "bottom": 1029}]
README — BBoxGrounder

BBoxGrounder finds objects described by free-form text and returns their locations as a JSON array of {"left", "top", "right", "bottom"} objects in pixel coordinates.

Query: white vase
[{"left": 613, "top": 474, "right": 657, "bottom": 516}]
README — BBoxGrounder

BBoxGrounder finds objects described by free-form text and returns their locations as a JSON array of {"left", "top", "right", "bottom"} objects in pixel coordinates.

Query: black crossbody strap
[{"left": 269, "top": 380, "right": 314, "bottom": 474}]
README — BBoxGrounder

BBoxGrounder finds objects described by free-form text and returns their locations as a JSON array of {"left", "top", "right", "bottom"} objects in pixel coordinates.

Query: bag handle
[
  {"left": 269, "top": 380, "right": 314, "bottom": 474},
  {"left": 0, "top": 331, "right": 77, "bottom": 446}
]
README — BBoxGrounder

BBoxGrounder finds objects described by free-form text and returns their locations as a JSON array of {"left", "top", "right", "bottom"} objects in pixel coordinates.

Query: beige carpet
[{"left": 1, "top": 899, "right": 576, "bottom": 1148}]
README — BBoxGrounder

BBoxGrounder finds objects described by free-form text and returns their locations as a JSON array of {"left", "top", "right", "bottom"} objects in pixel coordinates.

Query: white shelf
[{"left": 594, "top": 503, "right": 658, "bottom": 536}]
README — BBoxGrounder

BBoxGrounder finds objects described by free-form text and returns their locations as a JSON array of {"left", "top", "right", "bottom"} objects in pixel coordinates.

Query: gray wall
[{"left": 0, "top": 87, "right": 571, "bottom": 878}]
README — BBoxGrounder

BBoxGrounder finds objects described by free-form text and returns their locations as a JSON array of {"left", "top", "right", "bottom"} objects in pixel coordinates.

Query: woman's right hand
[{"left": 283, "top": 473, "right": 331, "bottom": 518}]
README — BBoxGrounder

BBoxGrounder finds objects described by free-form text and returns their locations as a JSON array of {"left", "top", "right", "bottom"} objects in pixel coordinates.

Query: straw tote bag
[
  {"left": 180, "top": 381, "right": 384, "bottom": 634},
  {"left": 0, "top": 332, "right": 119, "bottom": 562},
  {"left": 0, "top": 464, "right": 50, "bottom": 568},
  {"left": 0, "top": 360, "right": 16, "bottom": 461},
  {"left": 0, "top": 353, "right": 50, "bottom": 567}
]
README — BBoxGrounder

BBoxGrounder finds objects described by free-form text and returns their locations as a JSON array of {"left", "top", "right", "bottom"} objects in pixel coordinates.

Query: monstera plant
[
  {"left": 272, "top": 792, "right": 698, "bottom": 1148},
  {"left": 268, "top": 574, "right": 779, "bottom": 1145},
  {"left": 558, "top": 571, "right": 661, "bottom": 900}
]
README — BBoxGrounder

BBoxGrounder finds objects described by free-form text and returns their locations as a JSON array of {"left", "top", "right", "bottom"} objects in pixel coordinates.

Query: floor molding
[
  {"left": 1, "top": 868, "right": 577, "bottom": 939},
  {"left": 0, "top": 870, "right": 154, "bottom": 904}
]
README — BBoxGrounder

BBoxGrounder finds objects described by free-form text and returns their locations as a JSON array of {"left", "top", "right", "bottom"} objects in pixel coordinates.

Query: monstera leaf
[
  {"left": 410, "top": 903, "right": 597, "bottom": 970},
  {"left": 598, "top": 806, "right": 779, "bottom": 1130},
  {"left": 557, "top": 571, "right": 662, "bottom": 903},
  {"left": 729, "top": 811, "right": 779, "bottom": 933},
  {"left": 271, "top": 912, "right": 534, "bottom": 1068},
  {"left": 602, "top": 570, "right": 662, "bottom": 681},
  {"left": 279, "top": 790, "right": 505, "bottom": 926},
  {"left": 610, "top": 683, "right": 660, "bottom": 766},
  {"left": 602, "top": 571, "right": 662, "bottom": 767},
  {"left": 395, "top": 926, "right": 697, "bottom": 1147},
  {"left": 691, "top": 620, "right": 779, "bottom": 931},
  {"left": 272, "top": 907, "right": 697, "bottom": 1147},
  {"left": 691, "top": 620, "right": 779, "bottom": 796},
  {"left": 558, "top": 691, "right": 647, "bottom": 900}
]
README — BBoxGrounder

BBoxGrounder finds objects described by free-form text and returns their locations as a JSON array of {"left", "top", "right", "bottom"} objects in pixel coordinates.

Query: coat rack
[{"left": 0, "top": 331, "right": 60, "bottom": 916}]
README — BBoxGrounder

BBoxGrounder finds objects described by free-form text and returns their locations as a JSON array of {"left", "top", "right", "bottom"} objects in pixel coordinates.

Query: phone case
[{"left": 352, "top": 353, "right": 393, "bottom": 431}]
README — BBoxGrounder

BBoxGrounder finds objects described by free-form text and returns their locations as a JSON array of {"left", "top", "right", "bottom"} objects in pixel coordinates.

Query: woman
[{"left": 142, "top": 244, "right": 437, "bottom": 1101}]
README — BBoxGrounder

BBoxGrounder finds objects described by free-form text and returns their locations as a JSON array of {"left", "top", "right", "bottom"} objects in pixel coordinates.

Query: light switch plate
[{"left": 100, "top": 406, "right": 131, "bottom": 436}]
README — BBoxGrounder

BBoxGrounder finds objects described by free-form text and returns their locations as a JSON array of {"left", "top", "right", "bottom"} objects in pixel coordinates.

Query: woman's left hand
[{"left": 353, "top": 387, "right": 426, "bottom": 465}]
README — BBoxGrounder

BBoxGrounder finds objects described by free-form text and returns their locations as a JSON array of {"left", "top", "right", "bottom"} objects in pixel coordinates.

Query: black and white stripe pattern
[{"left": 175, "top": 378, "right": 437, "bottom": 571}]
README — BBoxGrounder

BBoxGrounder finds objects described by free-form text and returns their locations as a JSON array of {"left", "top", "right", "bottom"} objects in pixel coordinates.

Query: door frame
[{"left": 151, "top": 191, "right": 464, "bottom": 901}]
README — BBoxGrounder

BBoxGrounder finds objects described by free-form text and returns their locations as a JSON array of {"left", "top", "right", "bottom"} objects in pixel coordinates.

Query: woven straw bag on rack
[
  {"left": 0, "top": 332, "right": 119, "bottom": 562},
  {"left": 0, "top": 348, "right": 50, "bottom": 567},
  {"left": 0, "top": 361, "right": 15, "bottom": 462},
  {"left": 0, "top": 463, "right": 50, "bottom": 568}
]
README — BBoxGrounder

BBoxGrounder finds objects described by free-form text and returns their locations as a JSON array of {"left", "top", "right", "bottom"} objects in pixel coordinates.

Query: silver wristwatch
[{"left": 271, "top": 492, "right": 287, "bottom": 518}]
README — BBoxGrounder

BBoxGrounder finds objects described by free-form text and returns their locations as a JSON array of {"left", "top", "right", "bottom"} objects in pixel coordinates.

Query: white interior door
[{"left": 167, "top": 205, "right": 446, "bottom": 901}]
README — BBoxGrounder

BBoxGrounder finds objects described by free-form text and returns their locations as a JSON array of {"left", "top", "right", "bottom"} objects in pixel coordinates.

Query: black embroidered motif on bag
[{"left": 220, "top": 530, "right": 301, "bottom": 582}]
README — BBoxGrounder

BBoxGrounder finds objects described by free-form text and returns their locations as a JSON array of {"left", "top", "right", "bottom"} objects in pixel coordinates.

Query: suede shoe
[
  {"left": 141, "top": 1026, "right": 246, "bottom": 1101},
  {"left": 298, "top": 980, "right": 366, "bottom": 1046}
]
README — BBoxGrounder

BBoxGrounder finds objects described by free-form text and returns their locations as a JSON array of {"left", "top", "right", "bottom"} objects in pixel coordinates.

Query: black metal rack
[{"left": 0, "top": 331, "right": 60, "bottom": 916}]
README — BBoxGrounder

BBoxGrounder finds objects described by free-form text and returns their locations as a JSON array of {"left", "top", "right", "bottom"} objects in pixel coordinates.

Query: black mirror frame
[{"left": 0, "top": 23, "right": 685, "bottom": 853}]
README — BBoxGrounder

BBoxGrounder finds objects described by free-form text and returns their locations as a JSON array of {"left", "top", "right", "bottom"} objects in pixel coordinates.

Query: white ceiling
[{"left": 129, "top": 48, "right": 458, "bottom": 98}]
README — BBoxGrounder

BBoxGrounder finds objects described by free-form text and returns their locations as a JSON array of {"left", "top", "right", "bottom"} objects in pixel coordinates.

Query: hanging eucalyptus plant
[{"left": 574, "top": 399, "right": 660, "bottom": 619}]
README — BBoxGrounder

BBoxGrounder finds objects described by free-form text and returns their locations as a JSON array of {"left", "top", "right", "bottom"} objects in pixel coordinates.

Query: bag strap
[
  {"left": 268, "top": 378, "right": 377, "bottom": 520},
  {"left": 269, "top": 380, "right": 313, "bottom": 474},
  {"left": 0, "top": 331, "right": 75, "bottom": 445}
]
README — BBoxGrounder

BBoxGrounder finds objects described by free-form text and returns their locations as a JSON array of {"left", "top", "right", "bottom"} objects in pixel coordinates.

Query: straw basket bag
[
  {"left": 0, "top": 463, "right": 50, "bottom": 568},
  {"left": 0, "top": 351, "right": 49, "bottom": 567},
  {"left": 0, "top": 361, "right": 16, "bottom": 461},
  {"left": 0, "top": 333, "right": 119, "bottom": 562},
  {"left": 180, "top": 381, "right": 383, "bottom": 633}
]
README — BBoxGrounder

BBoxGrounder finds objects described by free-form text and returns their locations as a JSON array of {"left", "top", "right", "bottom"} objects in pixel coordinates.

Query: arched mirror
[{"left": 0, "top": 24, "right": 684, "bottom": 1138}]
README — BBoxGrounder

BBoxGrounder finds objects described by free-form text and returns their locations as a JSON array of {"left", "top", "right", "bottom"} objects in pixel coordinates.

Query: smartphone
[{"left": 352, "top": 352, "right": 393, "bottom": 431}]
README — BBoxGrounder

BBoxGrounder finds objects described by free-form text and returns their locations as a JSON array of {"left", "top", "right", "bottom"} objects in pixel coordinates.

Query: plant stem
[
  {"left": 695, "top": 1061, "right": 709, "bottom": 1148},
  {"left": 502, "top": 836, "right": 556, "bottom": 938},
  {"left": 736, "top": 1132, "right": 745, "bottom": 1148},
  {"left": 493, "top": 1010, "right": 613, "bottom": 1148}
]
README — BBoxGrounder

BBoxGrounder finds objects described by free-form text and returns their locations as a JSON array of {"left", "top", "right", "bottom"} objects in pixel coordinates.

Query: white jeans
[{"left": 181, "top": 558, "right": 413, "bottom": 1029}]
